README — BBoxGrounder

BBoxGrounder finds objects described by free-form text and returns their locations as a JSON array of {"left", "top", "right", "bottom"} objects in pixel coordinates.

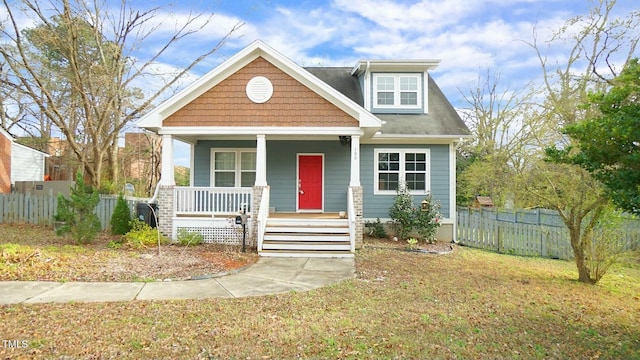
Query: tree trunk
[
  {"left": 108, "top": 136, "right": 119, "bottom": 187},
  {"left": 568, "top": 225, "right": 594, "bottom": 284}
]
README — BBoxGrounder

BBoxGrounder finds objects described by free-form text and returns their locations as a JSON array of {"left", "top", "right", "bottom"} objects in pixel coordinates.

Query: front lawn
[{"left": 1, "top": 235, "right": 638, "bottom": 359}]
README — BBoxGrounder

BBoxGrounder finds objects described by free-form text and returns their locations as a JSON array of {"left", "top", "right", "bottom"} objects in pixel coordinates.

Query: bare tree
[
  {"left": 521, "top": 0, "right": 638, "bottom": 283},
  {"left": 458, "top": 70, "right": 547, "bottom": 206},
  {"left": 0, "top": 0, "right": 243, "bottom": 188}
]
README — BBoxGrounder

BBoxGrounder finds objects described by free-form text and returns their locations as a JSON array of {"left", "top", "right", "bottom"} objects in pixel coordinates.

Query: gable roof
[
  {"left": 137, "top": 40, "right": 382, "bottom": 132},
  {"left": 0, "top": 126, "right": 15, "bottom": 141},
  {"left": 0, "top": 126, "right": 50, "bottom": 156}
]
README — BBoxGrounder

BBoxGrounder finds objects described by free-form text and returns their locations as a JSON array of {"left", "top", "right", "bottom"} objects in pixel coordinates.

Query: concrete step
[
  {"left": 258, "top": 249, "right": 354, "bottom": 258},
  {"left": 262, "top": 241, "right": 351, "bottom": 251},
  {"left": 263, "top": 233, "right": 349, "bottom": 242},
  {"left": 265, "top": 226, "right": 348, "bottom": 233}
]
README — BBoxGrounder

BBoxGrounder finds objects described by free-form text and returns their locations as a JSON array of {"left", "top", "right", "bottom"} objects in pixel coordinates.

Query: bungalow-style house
[
  {"left": 137, "top": 40, "right": 471, "bottom": 257},
  {"left": 0, "top": 127, "right": 50, "bottom": 193}
]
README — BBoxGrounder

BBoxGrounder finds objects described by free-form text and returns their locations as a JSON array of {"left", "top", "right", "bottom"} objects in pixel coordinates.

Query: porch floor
[{"left": 268, "top": 212, "right": 344, "bottom": 219}]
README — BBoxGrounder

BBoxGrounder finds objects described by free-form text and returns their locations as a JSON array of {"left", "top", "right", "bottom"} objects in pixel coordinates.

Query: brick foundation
[{"left": 350, "top": 185, "right": 364, "bottom": 249}]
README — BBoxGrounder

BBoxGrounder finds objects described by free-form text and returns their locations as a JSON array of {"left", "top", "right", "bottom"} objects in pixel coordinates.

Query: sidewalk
[{"left": 0, "top": 257, "right": 355, "bottom": 304}]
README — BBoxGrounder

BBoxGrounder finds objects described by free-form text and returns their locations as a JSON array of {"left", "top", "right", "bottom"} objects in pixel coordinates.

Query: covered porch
[{"left": 156, "top": 132, "right": 364, "bottom": 257}]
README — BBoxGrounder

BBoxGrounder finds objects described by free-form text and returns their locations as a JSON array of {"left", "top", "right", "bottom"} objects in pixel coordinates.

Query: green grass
[{"left": 1, "top": 243, "right": 638, "bottom": 359}]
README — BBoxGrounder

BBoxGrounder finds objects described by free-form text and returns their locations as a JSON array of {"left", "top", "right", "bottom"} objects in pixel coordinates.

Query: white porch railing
[
  {"left": 347, "top": 187, "right": 356, "bottom": 252},
  {"left": 174, "top": 187, "right": 252, "bottom": 216},
  {"left": 256, "top": 187, "right": 270, "bottom": 252}
]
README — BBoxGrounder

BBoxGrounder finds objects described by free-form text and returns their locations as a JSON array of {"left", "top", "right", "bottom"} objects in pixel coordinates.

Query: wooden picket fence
[
  {"left": 457, "top": 207, "right": 640, "bottom": 260},
  {"left": 0, "top": 193, "right": 145, "bottom": 231}
]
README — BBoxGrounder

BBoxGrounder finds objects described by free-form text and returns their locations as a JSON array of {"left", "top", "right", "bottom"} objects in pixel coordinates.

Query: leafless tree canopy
[{"left": 0, "top": 0, "right": 243, "bottom": 188}]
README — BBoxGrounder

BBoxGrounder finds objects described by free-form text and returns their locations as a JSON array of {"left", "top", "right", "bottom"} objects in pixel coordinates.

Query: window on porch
[{"left": 212, "top": 150, "right": 256, "bottom": 187}]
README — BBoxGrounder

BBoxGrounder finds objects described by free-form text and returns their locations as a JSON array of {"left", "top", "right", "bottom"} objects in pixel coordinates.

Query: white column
[
  {"left": 255, "top": 134, "right": 267, "bottom": 186},
  {"left": 160, "top": 134, "right": 175, "bottom": 186},
  {"left": 350, "top": 135, "right": 361, "bottom": 186}
]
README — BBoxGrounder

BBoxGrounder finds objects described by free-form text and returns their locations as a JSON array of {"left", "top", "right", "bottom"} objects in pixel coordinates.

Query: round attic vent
[{"left": 246, "top": 76, "right": 273, "bottom": 103}]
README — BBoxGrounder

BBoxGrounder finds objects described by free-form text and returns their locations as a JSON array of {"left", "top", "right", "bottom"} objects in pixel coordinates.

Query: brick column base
[
  {"left": 350, "top": 185, "right": 364, "bottom": 249},
  {"left": 157, "top": 185, "right": 174, "bottom": 239},
  {"left": 251, "top": 185, "right": 269, "bottom": 247}
]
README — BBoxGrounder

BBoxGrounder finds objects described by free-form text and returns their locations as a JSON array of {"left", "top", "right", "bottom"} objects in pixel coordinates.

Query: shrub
[
  {"left": 365, "top": 218, "right": 387, "bottom": 238},
  {"left": 110, "top": 194, "right": 132, "bottom": 235},
  {"left": 125, "top": 220, "right": 168, "bottom": 248},
  {"left": 585, "top": 205, "right": 628, "bottom": 283},
  {"left": 176, "top": 229, "right": 204, "bottom": 246},
  {"left": 388, "top": 184, "right": 415, "bottom": 240},
  {"left": 55, "top": 171, "right": 101, "bottom": 244},
  {"left": 414, "top": 193, "right": 442, "bottom": 244},
  {"left": 388, "top": 183, "right": 442, "bottom": 243}
]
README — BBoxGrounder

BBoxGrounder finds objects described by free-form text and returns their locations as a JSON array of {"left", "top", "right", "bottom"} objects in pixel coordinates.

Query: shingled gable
[{"left": 137, "top": 40, "right": 381, "bottom": 132}]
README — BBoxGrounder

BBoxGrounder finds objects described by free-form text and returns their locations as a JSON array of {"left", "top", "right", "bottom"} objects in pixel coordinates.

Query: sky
[
  {"left": 122, "top": 0, "right": 635, "bottom": 165},
  {"left": 126, "top": 0, "right": 636, "bottom": 103},
  {"left": 3, "top": 0, "right": 638, "bottom": 166}
]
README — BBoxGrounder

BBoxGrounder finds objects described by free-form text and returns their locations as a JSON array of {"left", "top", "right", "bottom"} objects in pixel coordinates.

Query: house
[
  {"left": 137, "top": 40, "right": 471, "bottom": 257},
  {"left": 0, "top": 127, "right": 50, "bottom": 193}
]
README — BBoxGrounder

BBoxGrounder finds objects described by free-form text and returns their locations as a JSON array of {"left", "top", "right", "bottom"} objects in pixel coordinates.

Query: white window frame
[
  {"left": 374, "top": 148, "right": 430, "bottom": 195},
  {"left": 373, "top": 73, "right": 422, "bottom": 109},
  {"left": 210, "top": 148, "right": 256, "bottom": 187}
]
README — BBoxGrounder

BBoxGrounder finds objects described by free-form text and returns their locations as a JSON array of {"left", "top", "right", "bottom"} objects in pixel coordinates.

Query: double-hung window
[
  {"left": 212, "top": 149, "right": 256, "bottom": 187},
  {"left": 373, "top": 74, "right": 421, "bottom": 109},
  {"left": 375, "top": 149, "right": 430, "bottom": 194}
]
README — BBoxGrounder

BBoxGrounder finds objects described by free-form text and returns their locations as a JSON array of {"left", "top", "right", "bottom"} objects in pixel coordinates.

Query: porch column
[
  {"left": 160, "top": 134, "right": 175, "bottom": 186},
  {"left": 255, "top": 134, "right": 267, "bottom": 186},
  {"left": 349, "top": 135, "right": 360, "bottom": 186},
  {"left": 157, "top": 134, "right": 175, "bottom": 239}
]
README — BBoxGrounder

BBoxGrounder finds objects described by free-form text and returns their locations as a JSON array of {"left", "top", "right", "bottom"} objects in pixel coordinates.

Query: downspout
[
  {"left": 451, "top": 137, "right": 467, "bottom": 244},
  {"left": 365, "top": 61, "right": 370, "bottom": 110}
]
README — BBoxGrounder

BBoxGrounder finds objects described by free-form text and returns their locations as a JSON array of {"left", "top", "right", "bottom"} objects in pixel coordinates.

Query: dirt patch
[
  {"left": 362, "top": 235, "right": 455, "bottom": 254},
  {"left": 0, "top": 224, "right": 258, "bottom": 282}
]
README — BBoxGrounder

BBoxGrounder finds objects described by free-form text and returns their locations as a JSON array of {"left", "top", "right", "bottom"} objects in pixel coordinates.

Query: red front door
[{"left": 298, "top": 155, "right": 323, "bottom": 210}]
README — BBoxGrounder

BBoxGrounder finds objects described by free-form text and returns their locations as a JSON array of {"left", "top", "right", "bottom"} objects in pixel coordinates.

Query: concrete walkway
[{"left": 0, "top": 257, "right": 355, "bottom": 304}]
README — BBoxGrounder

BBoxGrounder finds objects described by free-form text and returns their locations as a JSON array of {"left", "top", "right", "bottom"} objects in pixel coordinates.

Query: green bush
[
  {"left": 125, "top": 220, "right": 168, "bottom": 248},
  {"left": 388, "top": 184, "right": 415, "bottom": 240},
  {"left": 414, "top": 193, "right": 442, "bottom": 244},
  {"left": 176, "top": 229, "right": 204, "bottom": 246},
  {"left": 365, "top": 218, "right": 388, "bottom": 238},
  {"left": 110, "top": 194, "right": 132, "bottom": 235},
  {"left": 388, "top": 183, "right": 442, "bottom": 243},
  {"left": 54, "top": 171, "right": 101, "bottom": 244}
]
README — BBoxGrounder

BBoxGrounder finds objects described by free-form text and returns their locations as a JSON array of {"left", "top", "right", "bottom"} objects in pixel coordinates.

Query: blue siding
[
  {"left": 193, "top": 140, "right": 256, "bottom": 186},
  {"left": 193, "top": 140, "right": 351, "bottom": 212},
  {"left": 360, "top": 144, "right": 451, "bottom": 218},
  {"left": 267, "top": 141, "right": 350, "bottom": 212},
  {"left": 193, "top": 140, "right": 451, "bottom": 217}
]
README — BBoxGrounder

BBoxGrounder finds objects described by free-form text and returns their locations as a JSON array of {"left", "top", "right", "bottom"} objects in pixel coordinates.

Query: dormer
[{"left": 351, "top": 60, "right": 440, "bottom": 114}]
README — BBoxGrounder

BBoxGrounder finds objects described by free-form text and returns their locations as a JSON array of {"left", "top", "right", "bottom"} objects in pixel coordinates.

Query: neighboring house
[
  {"left": 0, "top": 127, "right": 50, "bottom": 193},
  {"left": 137, "top": 40, "right": 471, "bottom": 257},
  {"left": 0, "top": 127, "right": 12, "bottom": 193}
]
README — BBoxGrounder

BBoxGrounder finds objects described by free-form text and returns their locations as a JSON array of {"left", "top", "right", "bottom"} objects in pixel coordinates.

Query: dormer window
[{"left": 373, "top": 73, "right": 422, "bottom": 109}]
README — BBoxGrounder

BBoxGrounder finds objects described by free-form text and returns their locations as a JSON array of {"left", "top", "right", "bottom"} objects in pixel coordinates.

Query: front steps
[{"left": 259, "top": 216, "right": 353, "bottom": 258}]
